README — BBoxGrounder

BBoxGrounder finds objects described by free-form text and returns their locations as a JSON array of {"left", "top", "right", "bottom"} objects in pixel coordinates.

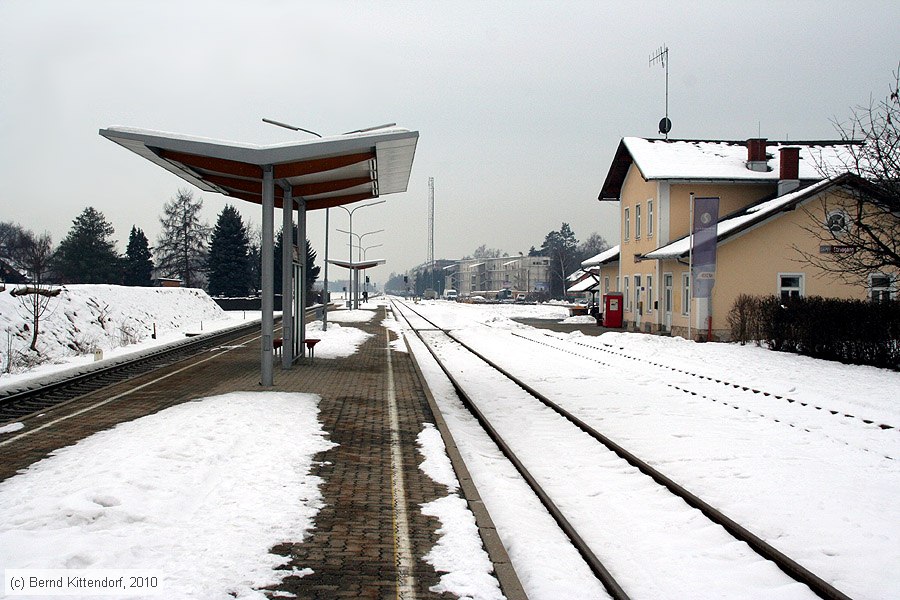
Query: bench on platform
[
  {"left": 305, "top": 338, "right": 321, "bottom": 362},
  {"left": 273, "top": 337, "right": 283, "bottom": 357}
]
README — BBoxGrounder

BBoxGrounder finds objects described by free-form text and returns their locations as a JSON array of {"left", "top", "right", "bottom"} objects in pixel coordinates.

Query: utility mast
[
  {"left": 427, "top": 177, "right": 435, "bottom": 291},
  {"left": 649, "top": 44, "right": 671, "bottom": 139}
]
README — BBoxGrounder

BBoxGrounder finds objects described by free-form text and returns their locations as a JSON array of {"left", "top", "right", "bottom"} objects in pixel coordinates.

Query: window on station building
[
  {"left": 604, "top": 276, "right": 610, "bottom": 295},
  {"left": 870, "top": 274, "right": 895, "bottom": 302},
  {"left": 624, "top": 207, "right": 631, "bottom": 241},
  {"left": 646, "top": 274, "right": 653, "bottom": 313},
  {"left": 634, "top": 274, "right": 641, "bottom": 313},
  {"left": 681, "top": 272, "right": 691, "bottom": 315},
  {"left": 647, "top": 200, "right": 654, "bottom": 237},
  {"left": 778, "top": 273, "right": 804, "bottom": 299},
  {"left": 624, "top": 276, "right": 631, "bottom": 310},
  {"left": 635, "top": 205, "right": 642, "bottom": 239},
  {"left": 663, "top": 273, "right": 673, "bottom": 314}
]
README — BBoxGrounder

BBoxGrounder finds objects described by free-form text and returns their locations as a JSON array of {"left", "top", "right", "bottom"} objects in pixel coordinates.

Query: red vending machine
[{"left": 603, "top": 292, "right": 624, "bottom": 328}]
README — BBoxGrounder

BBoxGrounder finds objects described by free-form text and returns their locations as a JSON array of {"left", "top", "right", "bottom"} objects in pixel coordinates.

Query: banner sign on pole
[{"left": 691, "top": 196, "right": 719, "bottom": 299}]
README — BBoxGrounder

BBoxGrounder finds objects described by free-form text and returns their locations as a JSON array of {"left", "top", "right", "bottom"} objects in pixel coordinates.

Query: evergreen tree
[
  {"left": 54, "top": 207, "right": 121, "bottom": 283},
  {"left": 123, "top": 226, "right": 154, "bottom": 286},
  {"left": 207, "top": 205, "right": 252, "bottom": 296},
  {"left": 155, "top": 189, "right": 210, "bottom": 288},
  {"left": 541, "top": 222, "right": 579, "bottom": 298}
]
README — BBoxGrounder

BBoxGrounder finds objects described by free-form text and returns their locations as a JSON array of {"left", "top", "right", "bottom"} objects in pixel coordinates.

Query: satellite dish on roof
[{"left": 659, "top": 117, "right": 672, "bottom": 135}]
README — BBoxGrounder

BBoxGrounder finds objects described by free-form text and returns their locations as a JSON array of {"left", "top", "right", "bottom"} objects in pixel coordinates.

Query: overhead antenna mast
[{"left": 649, "top": 44, "right": 671, "bottom": 139}]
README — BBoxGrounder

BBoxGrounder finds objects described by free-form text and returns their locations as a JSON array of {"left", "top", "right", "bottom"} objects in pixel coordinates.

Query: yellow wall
[{"left": 668, "top": 183, "right": 774, "bottom": 241}]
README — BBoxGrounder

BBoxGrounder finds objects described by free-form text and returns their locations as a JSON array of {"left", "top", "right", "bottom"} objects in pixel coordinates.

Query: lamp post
[
  {"left": 359, "top": 243, "right": 382, "bottom": 300},
  {"left": 334, "top": 202, "right": 384, "bottom": 308},
  {"left": 337, "top": 228, "right": 384, "bottom": 306}
]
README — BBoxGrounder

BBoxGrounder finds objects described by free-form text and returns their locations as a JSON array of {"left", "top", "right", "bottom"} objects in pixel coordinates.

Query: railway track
[
  {"left": 507, "top": 329, "right": 897, "bottom": 461},
  {"left": 0, "top": 317, "right": 276, "bottom": 425},
  {"left": 392, "top": 299, "right": 853, "bottom": 600}
]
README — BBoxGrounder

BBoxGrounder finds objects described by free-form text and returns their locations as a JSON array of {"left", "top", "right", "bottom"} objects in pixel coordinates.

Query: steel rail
[
  {"left": 391, "top": 299, "right": 631, "bottom": 600},
  {"left": 394, "top": 299, "right": 853, "bottom": 600}
]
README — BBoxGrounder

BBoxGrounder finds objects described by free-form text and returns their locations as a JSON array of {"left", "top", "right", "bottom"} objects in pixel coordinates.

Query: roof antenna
[{"left": 649, "top": 44, "right": 671, "bottom": 139}]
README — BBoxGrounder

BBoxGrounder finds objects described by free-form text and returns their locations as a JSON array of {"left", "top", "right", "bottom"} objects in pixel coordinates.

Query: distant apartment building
[{"left": 445, "top": 255, "right": 550, "bottom": 297}]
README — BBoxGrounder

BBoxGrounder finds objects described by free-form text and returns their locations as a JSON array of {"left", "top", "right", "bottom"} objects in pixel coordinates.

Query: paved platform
[{"left": 0, "top": 306, "right": 524, "bottom": 599}]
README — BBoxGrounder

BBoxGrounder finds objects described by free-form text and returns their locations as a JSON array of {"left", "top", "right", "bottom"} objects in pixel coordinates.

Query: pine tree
[
  {"left": 207, "top": 205, "right": 252, "bottom": 297},
  {"left": 54, "top": 207, "right": 121, "bottom": 283},
  {"left": 122, "top": 226, "right": 154, "bottom": 286},
  {"left": 155, "top": 189, "right": 210, "bottom": 288}
]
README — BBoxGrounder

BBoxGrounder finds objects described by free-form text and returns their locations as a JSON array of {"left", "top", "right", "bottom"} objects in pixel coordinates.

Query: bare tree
[
  {"left": 14, "top": 231, "right": 58, "bottom": 352},
  {"left": 802, "top": 64, "right": 900, "bottom": 287}
]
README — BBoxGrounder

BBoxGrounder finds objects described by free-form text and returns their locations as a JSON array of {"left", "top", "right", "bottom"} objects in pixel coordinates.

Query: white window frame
[
  {"left": 624, "top": 207, "right": 631, "bottom": 241},
  {"left": 681, "top": 272, "right": 691, "bottom": 315},
  {"left": 635, "top": 204, "right": 642, "bottom": 239},
  {"left": 604, "top": 276, "right": 610, "bottom": 295},
  {"left": 624, "top": 276, "right": 631, "bottom": 310},
  {"left": 778, "top": 273, "right": 805, "bottom": 299},
  {"left": 647, "top": 199, "right": 654, "bottom": 237},
  {"left": 634, "top": 274, "right": 642, "bottom": 314},
  {"left": 646, "top": 273, "right": 653, "bottom": 313},
  {"left": 869, "top": 273, "right": 895, "bottom": 302},
  {"left": 663, "top": 272, "right": 673, "bottom": 314}
]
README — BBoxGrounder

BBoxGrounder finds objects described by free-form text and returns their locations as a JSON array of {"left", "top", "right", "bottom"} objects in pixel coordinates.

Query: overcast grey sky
[{"left": 1, "top": 0, "right": 898, "bottom": 286}]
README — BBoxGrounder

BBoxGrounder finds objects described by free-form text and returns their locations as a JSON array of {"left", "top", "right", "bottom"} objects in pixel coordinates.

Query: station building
[{"left": 583, "top": 137, "right": 897, "bottom": 339}]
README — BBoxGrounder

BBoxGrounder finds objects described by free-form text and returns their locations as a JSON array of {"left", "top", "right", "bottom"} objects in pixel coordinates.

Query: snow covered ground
[
  {"left": 2, "top": 289, "right": 896, "bottom": 599},
  {"left": 0, "top": 392, "right": 335, "bottom": 599},
  {"left": 392, "top": 298, "right": 900, "bottom": 600}
]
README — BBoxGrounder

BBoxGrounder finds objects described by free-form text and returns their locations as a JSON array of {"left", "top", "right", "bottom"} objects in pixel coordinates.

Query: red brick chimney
[
  {"left": 778, "top": 146, "right": 801, "bottom": 195},
  {"left": 746, "top": 138, "right": 769, "bottom": 172}
]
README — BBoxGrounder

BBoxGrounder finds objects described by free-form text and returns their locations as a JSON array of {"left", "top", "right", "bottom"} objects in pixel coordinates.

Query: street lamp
[
  {"left": 337, "top": 228, "right": 383, "bottom": 305},
  {"left": 335, "top": 201, "right": 385, "bottom": 308},
  {"left": 346, "top": 243, "right": 383, "bottom": 301}
]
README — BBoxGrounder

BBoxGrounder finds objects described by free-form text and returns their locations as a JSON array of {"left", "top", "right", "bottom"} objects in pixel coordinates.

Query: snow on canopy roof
[
  {"left": 581, "top": 245, "right": 620, "bottom": 268},
  {"left": 568, "top": 279, "right": 598, "bottom": 293},
  {"left": 643, "top": 175, "right": 853, "bottom": 260},
  {"left": 599, "top": 137, "right": 856, "bottom": 200}
]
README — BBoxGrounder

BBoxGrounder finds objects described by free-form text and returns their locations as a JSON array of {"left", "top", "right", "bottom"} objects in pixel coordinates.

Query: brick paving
[{"left": 0, "top": 306, "right": 521, "bottom": 599}]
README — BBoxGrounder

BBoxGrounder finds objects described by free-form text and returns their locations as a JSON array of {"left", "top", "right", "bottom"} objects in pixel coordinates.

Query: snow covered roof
[
  {"left": 567, "top": 271, "right": 599, "bottom": 293},
  {"left": 99, "top": 126, "right": 418, "bottom": 211},
  {"left": 598, "top": 137, "right": 856, "bottom": 201},
  {"left": 581, "top": 245, "right": 620, "bottom": 268},
  {"left": 643, "top": 174, "right": 857, "bottom": 260}
]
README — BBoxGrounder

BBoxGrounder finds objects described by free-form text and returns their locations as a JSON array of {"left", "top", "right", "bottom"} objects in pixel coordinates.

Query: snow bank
[
  {"left": 416, "top": 424, "right": 504, "bottom": 600},
  {"left": 0, "top": 284, "right": 230, "bottom": 376}
]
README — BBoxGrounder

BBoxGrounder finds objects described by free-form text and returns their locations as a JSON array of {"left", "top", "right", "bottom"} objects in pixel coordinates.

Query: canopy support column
[
  {"left": 281, "top": 186, "right": 294, "bottom": 370},
  {"left": 296, "top": 196, "right": 307, "bottom": 361},
  {"left": 261, "top": 165, "right": 275, "bottom": 386}
]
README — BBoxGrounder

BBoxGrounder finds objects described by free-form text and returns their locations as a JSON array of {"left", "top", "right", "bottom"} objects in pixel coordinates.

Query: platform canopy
[
  {"left": 98, "top": 126, "right": 419, "bottom": 210},
  {"left": 327, "top": 259, "right": 386, "bottom": 270},
  {"left": 100, "top": 124, "right": 417, "bottom": 386}
]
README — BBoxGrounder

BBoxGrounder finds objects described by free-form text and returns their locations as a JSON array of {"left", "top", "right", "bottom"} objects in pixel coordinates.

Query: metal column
[
  {"left": 261, "top": 166, "right": 275, "bottom": 386},
  {"left": 296, "top": 196, "right": 307, "bottom": 360},
  {"left": 281, "top": 187, "right": 294, "bottom": 370}
]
